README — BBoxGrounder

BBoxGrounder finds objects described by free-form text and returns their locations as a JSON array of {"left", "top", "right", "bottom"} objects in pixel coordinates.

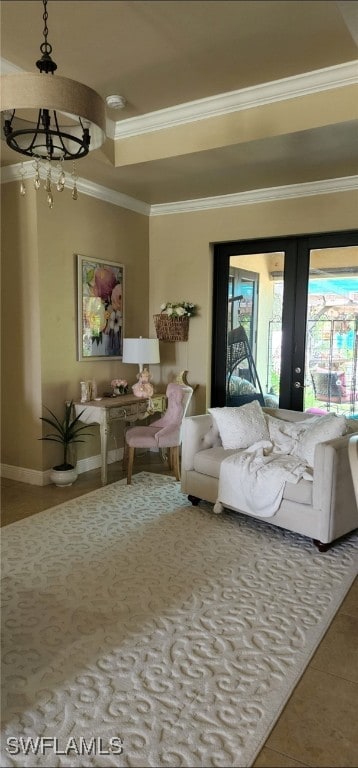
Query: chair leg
[
  {"left": 172, "top": 446, "right": 180, "bottom": 481},
  {"left": 122, "top": 424, "right": 130, "bottom": 470},
  {"left": 127, "top": 446, "right": 135, "bottom": 484}
]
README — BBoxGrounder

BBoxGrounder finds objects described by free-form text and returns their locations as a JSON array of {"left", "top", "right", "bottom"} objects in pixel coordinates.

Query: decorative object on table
[
  {"left": 80, "top": 379, "right": 97, "bottom": 403},
  {"left": 39, "top": 401, "right": 93, "bottom": 486},
  {"left": 77, "top": 254, "right": 124, "bottom": 361},
  {"left": 132, "top": 368, "right": 154, "bottom": 399},
  {"left": 1, "top": 0, "right": 105, "bottom": 207},
  {"left": 153, "top": 301, "right": 196, "bottom": 341},
  {"left": 91, "top": 379, "right": 97, "bottom": 399},
  {"left": 111, "top": 378, "right": 128, "bottom": 396},
  {"left": 122, "top": 336, "right": 160, "bottom": 399}
]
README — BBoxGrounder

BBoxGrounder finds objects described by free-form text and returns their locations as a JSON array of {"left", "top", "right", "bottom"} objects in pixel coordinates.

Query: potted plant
[
  {"left": 39, "top": 400, "right": 93, "bottom": 486},
  {"left": 153, "top": 301, "right": 197, "bottom": 341}
]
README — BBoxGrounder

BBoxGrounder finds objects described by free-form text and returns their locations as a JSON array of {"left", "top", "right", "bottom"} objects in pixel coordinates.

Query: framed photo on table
[{"left": 77, "top": 254, "right": 125, "bottom": 360}]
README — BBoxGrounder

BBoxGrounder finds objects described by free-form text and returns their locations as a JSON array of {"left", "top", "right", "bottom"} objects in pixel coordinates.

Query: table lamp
[{"left": 122, "top": 336, "right": 160, "bottom": 398}]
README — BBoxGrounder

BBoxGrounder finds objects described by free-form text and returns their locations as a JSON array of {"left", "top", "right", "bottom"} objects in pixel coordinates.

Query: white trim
[
  {"left": 0, "top": 57, "right": 24, "bottom": 74},
  {"left": 75, "top": 177, "right": 150, "bottom": 215},
  {"left": 150, "top": 176, "right": 358, "bottom": 216},
  {"left": 1, "top": 448, "right": 124, "bottom": 486},
  {"left": 2, "top": 57, "right": 357, "bottom": 139},
  {"left": 1, "top": 161, "right": 150, "bottom": 216},
  {"left": 114, "top": 61, "right": 358, "bottom": 138},
  {"left": 0, "top": 464, "right": 46, "bottom": 486},
  {"left": 76, "top": 447, "right": 123, "bottom": 476},
  {"left": 2, "top": 164, "right": 357, "bottom": 215}
]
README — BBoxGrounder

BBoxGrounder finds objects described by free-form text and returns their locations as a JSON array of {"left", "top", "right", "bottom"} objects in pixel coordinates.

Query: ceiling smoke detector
[{"left": 106, "top": 95, "right": 127, "bottom": 110}]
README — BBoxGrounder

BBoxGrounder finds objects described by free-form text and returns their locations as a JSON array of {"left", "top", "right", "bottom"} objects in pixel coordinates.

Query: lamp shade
[{"left": 122, "top": 337, "right": 160, "bottom": 369}]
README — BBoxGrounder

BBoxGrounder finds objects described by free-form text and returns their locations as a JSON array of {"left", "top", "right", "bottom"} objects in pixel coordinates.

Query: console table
[{"left": 73, "top": 393, "right": 166, "bottom": 485}]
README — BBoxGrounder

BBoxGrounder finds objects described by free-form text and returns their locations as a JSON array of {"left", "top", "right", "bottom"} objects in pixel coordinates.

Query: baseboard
[
  {"left": 1, "top": 464, "right": 46, "bottom": 486},
  {"left": 1, "top": 447, "right": 124, "bottom": 486}
]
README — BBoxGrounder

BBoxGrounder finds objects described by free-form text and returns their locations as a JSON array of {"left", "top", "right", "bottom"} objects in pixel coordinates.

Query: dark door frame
[{"left": 211, "top": 230, "right": 358, "bottom": 410}]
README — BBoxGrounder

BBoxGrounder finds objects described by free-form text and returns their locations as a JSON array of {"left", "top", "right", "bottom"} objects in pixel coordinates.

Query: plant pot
[{"left": 49, "top": 465, "right": 78, "bottom": 487}]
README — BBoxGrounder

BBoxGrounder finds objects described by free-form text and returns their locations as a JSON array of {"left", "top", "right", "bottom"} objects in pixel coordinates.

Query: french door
[{"left": 212, "top": 230, "right": 358, "bottom": 413}]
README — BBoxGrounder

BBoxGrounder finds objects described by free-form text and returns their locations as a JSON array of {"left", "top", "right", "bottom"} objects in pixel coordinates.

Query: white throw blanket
[{"left": 214, "top": 442, "right": 312, "bottom": 518}]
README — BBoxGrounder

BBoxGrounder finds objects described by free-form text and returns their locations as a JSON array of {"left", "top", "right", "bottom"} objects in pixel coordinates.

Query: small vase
[{"left": 113, "top": 386, "right": 128, "bottom": 396}]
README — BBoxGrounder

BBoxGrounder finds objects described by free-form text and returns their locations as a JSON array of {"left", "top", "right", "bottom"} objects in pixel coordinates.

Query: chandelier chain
[{"left": 40, "top": 0, "right": 52, "bottom": 56}]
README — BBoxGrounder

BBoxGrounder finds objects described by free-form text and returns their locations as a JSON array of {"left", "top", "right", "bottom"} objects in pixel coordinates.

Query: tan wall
[
  {"left": 2, "top": 181, "right": 357, "bottom": 474},
  {"left": 149, "top": 190, "right": 358, "bottom": 414},
  {"left": 1, "top": 183, "right": 149, "bottom": 471},
  {"left": 1, "top": 185, "right": 43, "bottom": 469}
]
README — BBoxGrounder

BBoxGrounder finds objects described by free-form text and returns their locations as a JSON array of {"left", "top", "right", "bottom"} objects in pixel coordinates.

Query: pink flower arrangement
[{"left": 111, "top": 378, "right": 128, "bottom": 394}]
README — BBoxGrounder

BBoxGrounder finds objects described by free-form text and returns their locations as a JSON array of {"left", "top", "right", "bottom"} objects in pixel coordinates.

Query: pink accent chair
[{"left": 125, "top": 382, "right": 193, "bottom": 484}]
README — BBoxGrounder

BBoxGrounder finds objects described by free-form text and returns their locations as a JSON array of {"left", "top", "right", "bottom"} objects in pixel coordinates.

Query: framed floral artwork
[{"left": 77, "top": 255, "right": 125, "bottom": 360}]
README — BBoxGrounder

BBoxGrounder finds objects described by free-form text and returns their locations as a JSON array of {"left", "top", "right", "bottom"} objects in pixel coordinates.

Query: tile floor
[{"left": 1, "top": 456, "right": 357, "bottom": 768}]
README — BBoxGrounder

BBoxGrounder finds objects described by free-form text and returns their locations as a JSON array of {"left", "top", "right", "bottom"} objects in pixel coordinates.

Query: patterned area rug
[{"left": 1, "top": 472, "right": 357, "bottom": 767}]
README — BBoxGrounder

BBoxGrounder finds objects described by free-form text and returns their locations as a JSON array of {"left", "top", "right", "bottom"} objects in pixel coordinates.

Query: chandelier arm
[
  {"left": 7, "top": 127, "right": 90, "bottom": 160},
  {"left": 52, "top": 110, "right": 90, "bottom": 159}
]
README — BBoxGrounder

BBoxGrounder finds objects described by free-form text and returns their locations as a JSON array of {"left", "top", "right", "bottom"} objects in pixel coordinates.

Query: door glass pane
[
  {"left": 304, "top": 246, "right": 358, "bottom": 415},
  {"left": 226, "top": 253, "right": 284, "bottom": 408}
]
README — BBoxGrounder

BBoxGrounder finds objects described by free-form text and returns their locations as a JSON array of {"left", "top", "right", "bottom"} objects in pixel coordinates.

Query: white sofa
[{"left": 181, "top": 407, "right": 358, "bottom": 551}]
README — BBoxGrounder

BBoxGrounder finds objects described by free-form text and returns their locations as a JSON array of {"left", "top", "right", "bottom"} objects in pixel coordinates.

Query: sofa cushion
[
  {"left": 193, "top": 447, "right": 313, "bottom": 504},
  {"left": 208, "top": 400, "right": 270, "bottom": 450},
  {"left": 282, "top": 477, "right": 313, "bottom": 505},
  {"left": 193, "top": 447, "right": 238, "bottom": 478}
]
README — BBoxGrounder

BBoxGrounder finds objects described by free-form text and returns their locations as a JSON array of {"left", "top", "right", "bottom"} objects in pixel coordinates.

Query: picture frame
[{"left": 77, "top": 254, "right": 125, "bottom": 360}]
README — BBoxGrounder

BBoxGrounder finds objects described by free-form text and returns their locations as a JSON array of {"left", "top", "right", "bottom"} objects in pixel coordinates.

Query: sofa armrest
[
  {"left": 348, "top": 434, "right": 358, "bottom": 505},
  {"left": 181, "top": 414, "right": 219, "bottom": 471},
  {"left": 313, "top": 432, "right": 358, "bottom": 541}
]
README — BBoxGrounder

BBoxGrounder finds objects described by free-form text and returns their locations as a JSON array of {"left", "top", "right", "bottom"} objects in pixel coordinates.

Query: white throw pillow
[
  {"left": 293, "top": 413, "right": 347, "bottom": 468},
  {"left": 208, "top": 400, "right": 270, "bottom": 450},
  {"left": 266, "top": 414, "right": 314, "bottom": 454}
]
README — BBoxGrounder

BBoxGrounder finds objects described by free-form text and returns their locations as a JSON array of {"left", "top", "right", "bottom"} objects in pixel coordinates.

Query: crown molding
[
  {"left": 75, "top": 177, "right": 150, "bottom": 215},
  {"left": 2, "top": 57, "right": 357, "bottom": 141},
  {"left": 2, "top": 163, "right": 357, "bottom": 216},
  {"left": 149, "top": 176, "right": 358, "bottom": 216},
  {"left": 0, "top": 57, "right": 24, "bottom": 74},
  {"left": 1, "top": 162, "right": 150, "bottom": 215},
  {"left": 113, "top": 61, "right": 358, "bottom": 139}
]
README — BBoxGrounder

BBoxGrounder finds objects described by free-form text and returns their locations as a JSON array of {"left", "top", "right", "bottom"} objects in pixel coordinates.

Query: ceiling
[{"left": 1, "top": 0, "right": 358, "bottom": 206}]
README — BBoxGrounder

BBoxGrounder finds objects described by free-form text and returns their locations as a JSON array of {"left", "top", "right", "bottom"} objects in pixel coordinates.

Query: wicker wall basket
[{"left": 153, "top": 314, "right": 189, "bottom": 342}]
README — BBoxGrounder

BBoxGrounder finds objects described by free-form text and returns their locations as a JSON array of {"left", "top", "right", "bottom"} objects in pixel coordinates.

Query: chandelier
[{"left": 1, "top": 0, "right": 106, "bottom": 207}]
